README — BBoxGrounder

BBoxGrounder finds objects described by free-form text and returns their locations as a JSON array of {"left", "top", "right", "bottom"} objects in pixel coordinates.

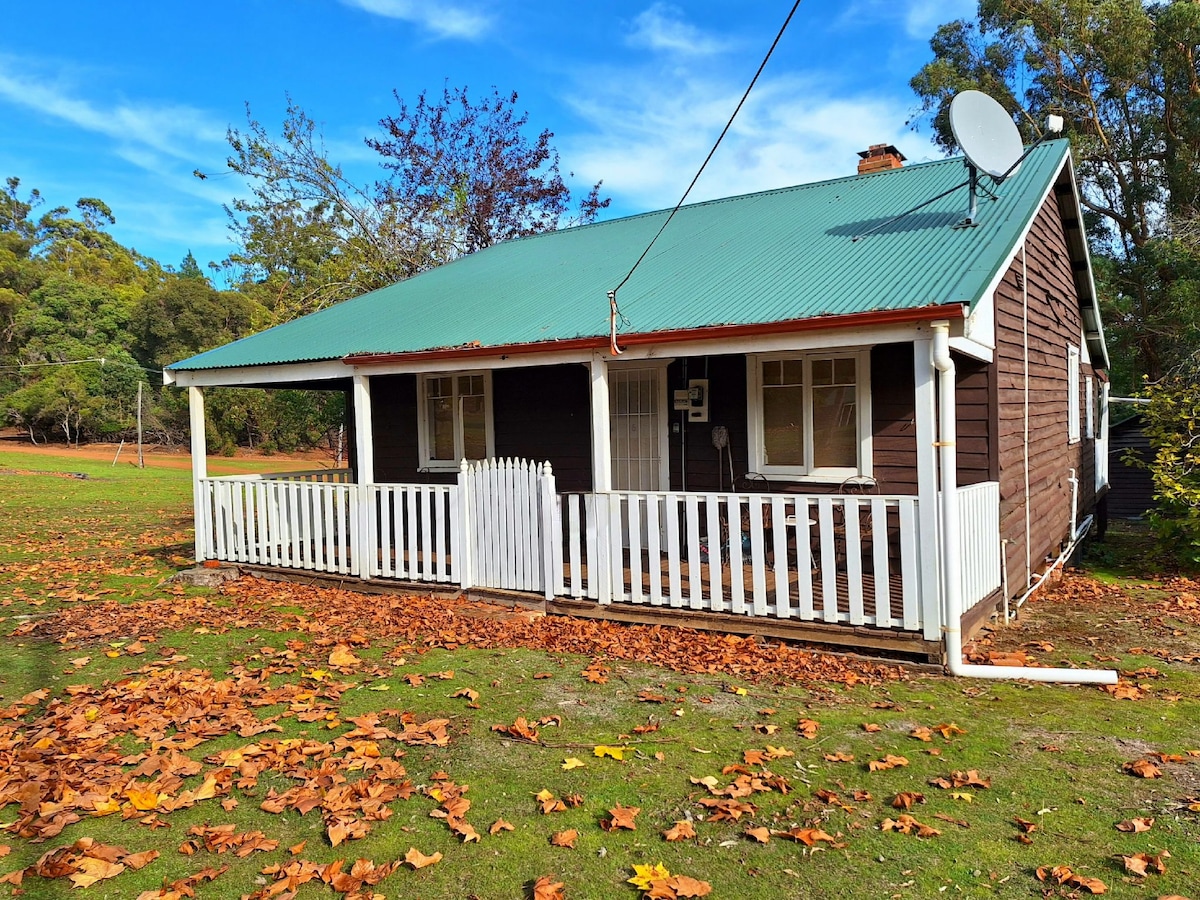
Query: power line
[
  {"left": 608, "top": 0, "right": 805, "bottom": 354},
  {"left": 0, "top": 356, "right": 163, "bottom": 375}
]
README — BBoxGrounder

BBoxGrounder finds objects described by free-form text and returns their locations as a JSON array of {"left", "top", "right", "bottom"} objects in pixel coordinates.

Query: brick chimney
[{"left": 857, "top": 143, "right": 906, "bottom": 175}]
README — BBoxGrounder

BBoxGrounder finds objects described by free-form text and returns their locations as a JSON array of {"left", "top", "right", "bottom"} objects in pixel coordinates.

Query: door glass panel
[
  {"left": 461, "top": 395, "right": 487, "bottom": 460},
  {"left": 762, "top": 359, "right": 804, "bottom": 467}
]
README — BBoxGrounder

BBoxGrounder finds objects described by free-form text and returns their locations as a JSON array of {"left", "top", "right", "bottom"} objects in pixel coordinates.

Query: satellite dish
[{"left": 949, "top": 90, "right": 1023, "bottom": 181}]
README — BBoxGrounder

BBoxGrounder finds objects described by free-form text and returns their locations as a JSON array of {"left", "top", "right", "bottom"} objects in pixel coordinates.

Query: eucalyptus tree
[{"left": 910, "top": 0, "right": 1200, "bottom": 384}]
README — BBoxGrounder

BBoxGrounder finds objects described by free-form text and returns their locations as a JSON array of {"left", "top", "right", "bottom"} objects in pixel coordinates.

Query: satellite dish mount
[
  {"left": 948, "top": 90, "right": 1025, "bottom": 227},
  {"left": 849, "top": 93, "right": 1062, "bottom": 243}
]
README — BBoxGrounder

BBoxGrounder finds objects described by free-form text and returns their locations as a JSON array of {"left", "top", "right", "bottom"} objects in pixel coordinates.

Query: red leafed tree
[{"left": 368, "top": 84, "right": 609, "bottom": 259}]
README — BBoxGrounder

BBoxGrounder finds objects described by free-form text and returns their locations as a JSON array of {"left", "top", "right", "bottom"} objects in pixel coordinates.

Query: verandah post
[
  {"left": 913, "top": 334, "right": 942, "bottom": 641},
  {"left": 352, "top": 372, "right": 374, "bottom": 579},
  {"left": 589, "top": 354, "right": 613, "bottom": 603},
  {"left": 188, "top": 386, "right": 208, "bottom": 563},
  {"left": 458, "top": 459, "right": 474, "bottom": 589}
]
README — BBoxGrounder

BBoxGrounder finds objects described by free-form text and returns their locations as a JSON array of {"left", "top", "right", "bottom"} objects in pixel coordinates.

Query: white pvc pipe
[
  {"left": 1068, "top": 468, "right": 1078, "bottom": 541},
  {"left": 930, "top": 321, "right": 1116, "bottom": 685},
  {"left": 1014, "top": 514, "right": 1093, "bottom": 613}
]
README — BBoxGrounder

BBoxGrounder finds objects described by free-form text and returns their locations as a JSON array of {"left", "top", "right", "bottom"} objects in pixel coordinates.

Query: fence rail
[
  {"left": 207, "top": 468, "right": 353, "bottom": 483},
  {"left": 366, "top": 483, "right": 459, "bottom": 583}
]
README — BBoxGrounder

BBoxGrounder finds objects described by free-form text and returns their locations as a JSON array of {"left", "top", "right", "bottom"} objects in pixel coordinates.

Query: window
[
  {"left": 1067, "top": 345, "right": 1080, "bottom": 444},
  {"left": 417, "top": 372, "right": 494, "bottom": 470},
  {"left": 747, "top": 351, "right": 871, "bottom": 480},
  {"left": 1085, "top": 375, "right": 1094, "bottom": 439}
]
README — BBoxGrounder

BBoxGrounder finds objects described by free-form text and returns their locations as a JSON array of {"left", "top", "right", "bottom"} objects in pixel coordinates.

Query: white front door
[{"left": 609, "top": 366, "right": 667, "bottom": 491}]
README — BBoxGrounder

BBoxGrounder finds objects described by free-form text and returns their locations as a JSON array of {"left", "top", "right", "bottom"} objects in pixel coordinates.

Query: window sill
[
  {"left": 754, "top": 470, "right": 868, "bottom": 486},
  {"left": 419, "top": 462, "right": 463, "bottom": 473}
]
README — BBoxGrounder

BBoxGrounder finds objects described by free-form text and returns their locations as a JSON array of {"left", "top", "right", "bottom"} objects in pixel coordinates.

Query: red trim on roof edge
[{"left": 343, "top": 304, "right": 965, "bottom": 367}]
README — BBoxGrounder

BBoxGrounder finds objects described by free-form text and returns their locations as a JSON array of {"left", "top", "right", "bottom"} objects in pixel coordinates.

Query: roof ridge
[{"left": 516, "top": 145, "right": 1071, "bottom": 243}]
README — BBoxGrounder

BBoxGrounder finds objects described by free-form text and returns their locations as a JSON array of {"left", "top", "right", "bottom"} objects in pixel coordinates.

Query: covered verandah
[{"left": 172, "top": 318, "right": 1004, "bottom": 661}]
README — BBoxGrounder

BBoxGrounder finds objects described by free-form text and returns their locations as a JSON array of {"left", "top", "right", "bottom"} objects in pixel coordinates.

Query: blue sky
[{"left": 0, "top": 0, "right": 975, "bottom": 274}]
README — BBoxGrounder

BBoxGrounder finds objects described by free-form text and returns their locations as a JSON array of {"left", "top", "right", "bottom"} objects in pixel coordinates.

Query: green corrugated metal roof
[{"left": 171, "top": 141, "right": 1072, "bottom": 372}]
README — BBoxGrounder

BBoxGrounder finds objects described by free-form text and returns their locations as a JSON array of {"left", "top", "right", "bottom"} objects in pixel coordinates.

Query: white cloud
[
  {"left": 0, "top": 61, "right": 226, "bottom": 167},
  {"left": 840, "top": 0, "right": 977, "bottom": 39},
  {"left": 562, "top": 68, "right": 930, "bottom": 215},
  {"left": 626, "top": 3, "right": 731, "bottom": 56},
  {"left": 339, "top": 0, "right": 492, "bottom": 40}
]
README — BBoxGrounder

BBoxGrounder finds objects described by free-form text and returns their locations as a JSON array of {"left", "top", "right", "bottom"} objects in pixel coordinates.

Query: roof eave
[{"left": 344, "top": 303, "right": 966, "bottom": 367}]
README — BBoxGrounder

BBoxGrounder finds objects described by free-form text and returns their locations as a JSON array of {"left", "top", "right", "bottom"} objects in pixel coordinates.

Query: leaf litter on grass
[{"left": 3, "top": 545, "right": 1200, "bottom": 897}]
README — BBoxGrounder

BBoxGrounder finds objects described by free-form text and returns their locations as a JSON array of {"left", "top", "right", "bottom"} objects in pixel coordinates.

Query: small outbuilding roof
[{"left": 172, "top": 140, "right": 1099, "bottom": 373}]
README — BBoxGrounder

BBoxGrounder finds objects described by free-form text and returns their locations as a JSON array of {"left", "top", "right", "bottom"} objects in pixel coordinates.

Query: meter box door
[{"left": 672, "top": 379, "right": 709, "bottom": 422}]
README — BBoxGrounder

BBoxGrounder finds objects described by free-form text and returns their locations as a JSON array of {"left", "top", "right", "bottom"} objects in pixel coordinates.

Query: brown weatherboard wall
[
  {"left": 956, "top": 355, "right": 997, "bottom": 486},
  {"left": 492, "top": 365, "right": 592, "bottom": 491},
  {"left": 370, "top": 344, "right": 927, "bottom": 495},
  {"left": 994, "top": 188, "right": 1101, "bottom": 596},
  {"left": 667, "top": 344, "right": 920, "bottom": 495},
  {"left": 368, "top": 364, "right": 593, "bottom": 490}
]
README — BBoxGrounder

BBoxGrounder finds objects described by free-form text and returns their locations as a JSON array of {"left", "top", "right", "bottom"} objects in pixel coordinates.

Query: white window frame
[
  {"left": 746, "top": 349, "right": 873, "bottom": 483},
  {"left": 1085, "top": 375, "right": 1094, "bottom": 439},
  {"left": 416, "top": 371, "right": 496, "bottom": 471},
  {"left": 1067, "top": 345, "right": 1081, "bottom": 444}
]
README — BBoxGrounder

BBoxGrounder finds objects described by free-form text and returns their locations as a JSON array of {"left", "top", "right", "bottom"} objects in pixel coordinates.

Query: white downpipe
[
  {"left": 1068, "top": 468, "right": 1079, "bottom": 540},
  {"left": 931, "top": 321, "right": 1115, "bottom": 685}
]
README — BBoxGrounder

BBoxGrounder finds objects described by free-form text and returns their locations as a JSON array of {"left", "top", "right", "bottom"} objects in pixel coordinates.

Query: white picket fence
[
  {"left": 199, "top": 477, "right": 359, "bottom": 574},
  {"left": 956, "top": 481, "right": 1002, "bottom": 609},
  {"left": 551, "top": 491, "right": 924, "bottom": 630},
  {"left": 366, "top": 484, "right": 459, "bottom": 583},
  {"left": 196, "top": 462, "right": 1004, "bottom": 639}
]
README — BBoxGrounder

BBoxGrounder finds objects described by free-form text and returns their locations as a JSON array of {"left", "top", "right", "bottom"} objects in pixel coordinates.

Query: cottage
[{"left": 167, "top": 139, "right": 1109, "bottom": 665}]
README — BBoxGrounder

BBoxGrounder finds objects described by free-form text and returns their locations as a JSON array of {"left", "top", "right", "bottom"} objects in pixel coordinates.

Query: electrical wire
[
  {"left": 607, "top": 0, "right": 805, "bottom": 355},
  {"left": 0, "top": 357, "right": 163, "bottom": 375}
]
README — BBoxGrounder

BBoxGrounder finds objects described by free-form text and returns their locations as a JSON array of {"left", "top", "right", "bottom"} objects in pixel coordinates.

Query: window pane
[
  {"left": 427, "top": 397, "right": 455, "bottom": 460},
  {"left": 427, "top": 376, "right": 452, "bottom": 399},
  {"left": 460, "top": 374, "right": 484, "bottom": 397},
  {"left": 462, "top": 395, "right": 487, "bottom": 459},
  {"left": 834, "top": 357, "right": 856, "bottom": 384},
  {"left": 763, "top": 384, "right": 804, "bottom": 466},
  {"left": 812, "top": 384, "right": 857, "bottom": 468},
  {"left": 811, "top": 358, "right": 833, "bottom": 386}
]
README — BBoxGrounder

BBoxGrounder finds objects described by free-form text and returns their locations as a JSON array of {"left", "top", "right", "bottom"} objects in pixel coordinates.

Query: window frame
[
  {"left": 1067, "top": 345, "right": 1081, "bottom": 444},
  {"left": 746, "top": 349, "right": 873, "bottom": 483},
  {"left": 1085, "top": 374, "right": 1094, "bottom": 440},
  {"left": 416, "top": 371, "right": 496, "bottom": 472}
]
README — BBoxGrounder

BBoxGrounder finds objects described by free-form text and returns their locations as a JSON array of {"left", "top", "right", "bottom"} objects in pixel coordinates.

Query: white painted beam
[
  {"left": 188, "top": 386, "right": 208, "bottom": 562},
  {"left": 589, "top": 354, "right": 612, "bottom": 493}
]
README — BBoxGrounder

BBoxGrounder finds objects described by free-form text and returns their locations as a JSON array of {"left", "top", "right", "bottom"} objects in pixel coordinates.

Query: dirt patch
[{"left": 0, "top": 430, "right": 336, "bottom": 473}]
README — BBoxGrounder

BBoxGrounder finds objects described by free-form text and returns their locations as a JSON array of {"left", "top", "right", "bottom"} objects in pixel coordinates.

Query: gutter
[
  {"left": 344, "top": 304, "right": 965, "bottom": 367},
  {"left": 930, "top": 321, "right": 1116, "bottom": 685}
]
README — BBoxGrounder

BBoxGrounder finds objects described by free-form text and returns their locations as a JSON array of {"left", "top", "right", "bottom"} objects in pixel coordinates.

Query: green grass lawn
[{"left": 1, "top": 449, "right": 1198, "bottom": 899}]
